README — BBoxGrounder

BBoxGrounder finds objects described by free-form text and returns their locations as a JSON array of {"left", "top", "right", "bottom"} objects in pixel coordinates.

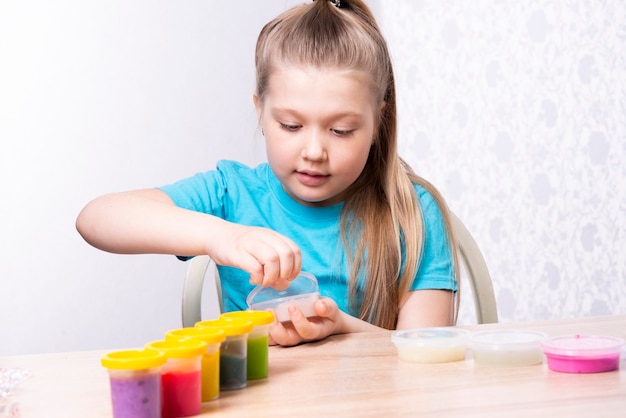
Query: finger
[
  {"left": 256, "top": 234, "right": 294, "bottom": 285},
  {"left": 288, "top": 305, "right": 319, "bottom": 340},
  {"left": 268, "top": 321, "right": 298, "bottom": 347},
  {"left": 258, "top": 236, "right": 299, "bottom": 287},
  {"left": 232, "top": 252, "right": 265, "bottom": 284},
  {"left": 314, "top": 298, "right": 335, "bottom": 318},
  {"left": 279, "top": 238, "right": 302, "bottom": 281}
]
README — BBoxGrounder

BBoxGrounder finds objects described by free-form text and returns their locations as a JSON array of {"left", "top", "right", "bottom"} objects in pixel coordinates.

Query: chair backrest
[
  {"left": 181, "top": 254, "right": 216, "bottom": 327},
  {"left": 450, "top": 212, "right": 498, "bottom": 324},
  {"left": 181, "top": 212, "right": 497, "bottom": 327}
]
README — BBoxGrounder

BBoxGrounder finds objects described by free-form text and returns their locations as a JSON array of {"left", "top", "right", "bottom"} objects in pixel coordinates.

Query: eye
[
  {"left": 331, "top": 128, "right": 354, "bottom": 137},
  {"left": 279, "top": 122, "right": 301, "bottom": 132}
]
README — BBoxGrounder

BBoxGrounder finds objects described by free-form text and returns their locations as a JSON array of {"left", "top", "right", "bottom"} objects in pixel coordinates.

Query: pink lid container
[{"left": 540, "top": 334, "right": 625, "bottom": 373}]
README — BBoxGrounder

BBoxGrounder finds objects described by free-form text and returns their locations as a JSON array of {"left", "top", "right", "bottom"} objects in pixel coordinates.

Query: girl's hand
[
  {"left": 210, "top": 222, "right": 302, "bottom": 290},
  {"left": 268, "top": 297, "right": 343, "bottom": 346}
]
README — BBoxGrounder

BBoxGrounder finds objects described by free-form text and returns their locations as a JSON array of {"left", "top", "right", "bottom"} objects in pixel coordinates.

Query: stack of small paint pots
[{"left": 101, "top": 310, "right": 275, "bottom": 418}]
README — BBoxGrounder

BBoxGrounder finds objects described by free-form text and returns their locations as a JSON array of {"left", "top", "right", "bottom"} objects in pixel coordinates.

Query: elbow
[{"left": 75, "top": 200, "right": 100, "bottom": 246}]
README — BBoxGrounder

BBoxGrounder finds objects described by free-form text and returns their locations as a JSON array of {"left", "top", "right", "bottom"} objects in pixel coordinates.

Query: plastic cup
[
  {"left": 246, "top": 272, "right": 319, "bottom": 322},
  {"left": 195, "top": 317, "right": 253, "bottom": 390},
  {"left": 541, "top": 334, "right": 625, "bottom": 373},
  {"left": 221, "top": 310, "right": 275, "bottom": 380},
  {"left": 166, "top": 327, "right": 226, "bottom": 402},
  {"left": 468, "top": 330, "right": 548, "bottom": 367},
  {"left": 101, "top": 348, "right": 165, "bottom": 418},
  {"left": 145, "top": 339, "right": 206, "bottom": 417},
  {"left": 391, "top": 327, "right": 470, "bottom": 363}
]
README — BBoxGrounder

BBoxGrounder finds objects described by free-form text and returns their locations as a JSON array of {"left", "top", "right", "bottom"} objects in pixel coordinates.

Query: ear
[{"left": 253, "top": 94, "right": 262, "bottom": 120}]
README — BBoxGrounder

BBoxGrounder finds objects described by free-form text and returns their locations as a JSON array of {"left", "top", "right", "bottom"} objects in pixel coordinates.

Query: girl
[{"left": 76, "top": 0, "right": 458, "bottom": 346}]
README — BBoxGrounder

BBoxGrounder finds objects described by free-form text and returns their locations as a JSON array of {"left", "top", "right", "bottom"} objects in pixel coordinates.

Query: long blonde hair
[{"left": 255, "top": 0, "right": 458, "bottom": 328}]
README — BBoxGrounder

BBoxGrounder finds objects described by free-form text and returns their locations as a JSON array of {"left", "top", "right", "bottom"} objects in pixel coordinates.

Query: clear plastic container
[
  {"left": 145, "top": 339, "right": 207, "bottom": 417},
  {"left": 166, "top": 327, "right": 225, "bottom": 402},
  {"left": 468, "top": 330, "right": 548, "bottom": 367},
  {"left": 246, "top": 272, "right": 319, "bottom": 322},
  {"left": 541, "top": 334, "right": 625, "bottom": 373},
  {"left": 195, "top": 317, "right": 253, "bottom": 390},
  {"left": 221, "top": 310, "right": 275, "bottom": 380},
  {"left": 391, "top": 327, "right": 470, "bottom": 363},
  {"left": 101, "top": 349, "right": 165, "bottom": 418}
]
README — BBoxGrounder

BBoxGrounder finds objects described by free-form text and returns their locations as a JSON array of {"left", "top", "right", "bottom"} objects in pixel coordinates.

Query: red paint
[{"left": 161, "top": 370, "right": 201, "bottom": 417}]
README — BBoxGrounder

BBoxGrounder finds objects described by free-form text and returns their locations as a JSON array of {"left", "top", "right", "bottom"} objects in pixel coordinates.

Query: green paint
[{"left": 247, "top": 334, "right": 269, "bottom": 379}]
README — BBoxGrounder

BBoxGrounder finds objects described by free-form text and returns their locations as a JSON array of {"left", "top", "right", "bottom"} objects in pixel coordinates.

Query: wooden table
[{"left": 2, "top": 315, "right": 625, "bottom": 417}]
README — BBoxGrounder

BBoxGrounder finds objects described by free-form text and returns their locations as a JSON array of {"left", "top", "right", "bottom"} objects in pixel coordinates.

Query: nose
[{"left": 300, "top": 129, "right": 327, "bottom": 161}]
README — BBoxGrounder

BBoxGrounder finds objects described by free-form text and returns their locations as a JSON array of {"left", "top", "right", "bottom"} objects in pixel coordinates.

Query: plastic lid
[
  {"left": 221, "top": 310, "right": 275, "bottom": 326},
  {"left": 195, "top": 317, "right": 254, "bottom": 336},
  {"left": 468, "top": 330, "right": 548, "bottom": 351},
  {"left": 166, "top": 327, "right": 226, "bottom": 344},
  {"left": 541, "top": 334, "right": 625, "bottom": 357},
  {"left": 101, "top": 348, "right": 166, "bottom": 370},
  {"left": 246, "top": 272, "right": 319, "bottom": 309},
  {"left": 145, "top": 338, "right": 207, "bottom": 358},
  {"left": 391, "top": 327, "right": 470, "bottom": 348}
]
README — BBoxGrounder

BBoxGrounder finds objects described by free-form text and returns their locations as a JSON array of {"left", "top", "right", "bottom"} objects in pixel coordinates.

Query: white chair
[
  {"left": 181, "top": 212, "right": 498, "bottom": 327},
  {"left": 450, "top": 212, "right": 498, "bottom": 324},
  {"left": 181, "top": 254, "right": 217, "bottom": 327}
]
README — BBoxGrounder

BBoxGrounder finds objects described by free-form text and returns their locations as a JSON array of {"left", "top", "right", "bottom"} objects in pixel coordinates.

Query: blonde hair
[{"left": 255, "top": 0, "right": 458, "bottom": 328}]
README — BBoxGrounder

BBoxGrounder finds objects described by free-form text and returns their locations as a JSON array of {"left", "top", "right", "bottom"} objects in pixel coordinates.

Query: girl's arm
[
  {"left": 396, "top": 289, "right": 455, "bottom": 328},
  {"left": 76, "top": 188, "right": 302, "bottom": 287},
  {"left": 76, "top": 188, "right": 222, "bottom": 256},
  {"left": 268, "top": 297, "right": 381, "bottom": 346},
  {"left": 269, "top": 288, "right": 454, "bottom": 346}
]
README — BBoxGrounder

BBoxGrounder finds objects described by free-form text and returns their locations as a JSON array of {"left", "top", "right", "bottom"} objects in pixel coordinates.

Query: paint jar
[
  {"left": 391, "top": 327, "right": 470, "bottom": 363},
  {"left": 541, "top": 334, "right": 625, "bottom": 373},
  {"left": 166, "top": 327, "right": 226, "bottom": 402},
  {"left": 468, "top": 330, "right": 548, "bottom": 367},
  {"left": 246, "top": 272, "right": 319, "bottom": 322},
  {"left": 145, "top": 339, "right": 206, "bottom": 417},
  {"left": 221, "top": 310, "right": 275, "bottom": 380},
  {"left": 196, "top": 317, "right": 253, "bottom": 390},
  {"left": 101, "top": 348, "right": 165, "bottom": 418}
]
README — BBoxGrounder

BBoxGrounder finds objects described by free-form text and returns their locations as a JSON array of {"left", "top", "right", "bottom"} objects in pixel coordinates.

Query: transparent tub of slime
[
  {"left": 166, "top": 327, "right": 226, "bottom": 402},
  {"left": 246, "top": 272, "right": 319, "bottom": 322},
  {"left": 101, "top": 349, "right": 166, "bottom": 418},
  {"left": 196, "top": 317, "right": 253, "bottom": 391},
  {"left": 541, "top": 334, "right": 625, "bottom": 373},
  {"left": 468, "top": 330, "right": 548, "bottom": 367},
  {"left": 145, "top": 339, "right": 207, "bottom": 417},
  {"left": 221, "top": 310, "right": 275, "bottom": 380},
  {"left": 391, "top": 327, "right": 470, "bottom": 363}
]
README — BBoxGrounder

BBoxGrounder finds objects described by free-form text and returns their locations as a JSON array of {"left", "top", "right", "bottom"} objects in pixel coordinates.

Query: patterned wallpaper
[{"left": 378, "top": 0, "right": 626, "bottom": 323}]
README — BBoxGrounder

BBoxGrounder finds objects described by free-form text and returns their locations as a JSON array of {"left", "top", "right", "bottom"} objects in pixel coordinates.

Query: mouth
[{"left": 295, "top": 170, "right": 330, "bottom": 187}]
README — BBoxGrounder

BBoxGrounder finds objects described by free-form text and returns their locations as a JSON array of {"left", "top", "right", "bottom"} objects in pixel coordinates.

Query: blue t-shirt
[{"left": 159, "top": 160, "right": 455, "bottom": 316}]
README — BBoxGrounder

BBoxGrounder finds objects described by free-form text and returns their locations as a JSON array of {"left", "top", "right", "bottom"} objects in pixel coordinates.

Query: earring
[{"left": 261, "top": 129, "right": 265, "bottom": 136}]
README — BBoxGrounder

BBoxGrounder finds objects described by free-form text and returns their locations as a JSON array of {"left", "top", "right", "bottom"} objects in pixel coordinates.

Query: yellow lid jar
[
  {"left": 221, "top": 311, "right": 274, "bottom": 380},
  {"left": 166, "top": 327, "right": 225, "bottom": 402},
  {"left": 196, "top": 317, "right": 253, "bottom": 390},
  {"left": 101, "top": 348, "right": 165, "bottom": 418},
  {"left": 145, "top": 339, "right": 206, "bottom": 417}
]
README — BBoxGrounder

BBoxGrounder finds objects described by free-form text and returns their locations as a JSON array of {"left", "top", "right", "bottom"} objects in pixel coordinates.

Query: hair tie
[{"left": 314, "top": 0, "right": 341, "bottom": 8}]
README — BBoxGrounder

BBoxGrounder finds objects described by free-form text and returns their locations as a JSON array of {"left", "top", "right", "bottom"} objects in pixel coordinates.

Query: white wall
[
  {"left": 0, "top": 0, "right": 297, "bottom": 355},
  {"left": 380, "top": 1, "right": 626, "bottom": 324},
  {"left": 2, "top": 0, "right": 623, "bottom": 356}
]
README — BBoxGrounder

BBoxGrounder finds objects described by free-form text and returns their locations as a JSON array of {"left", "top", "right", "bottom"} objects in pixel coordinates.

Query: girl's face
[{"left": 255, "top": 66, "right": 379, "bottom": 207}]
